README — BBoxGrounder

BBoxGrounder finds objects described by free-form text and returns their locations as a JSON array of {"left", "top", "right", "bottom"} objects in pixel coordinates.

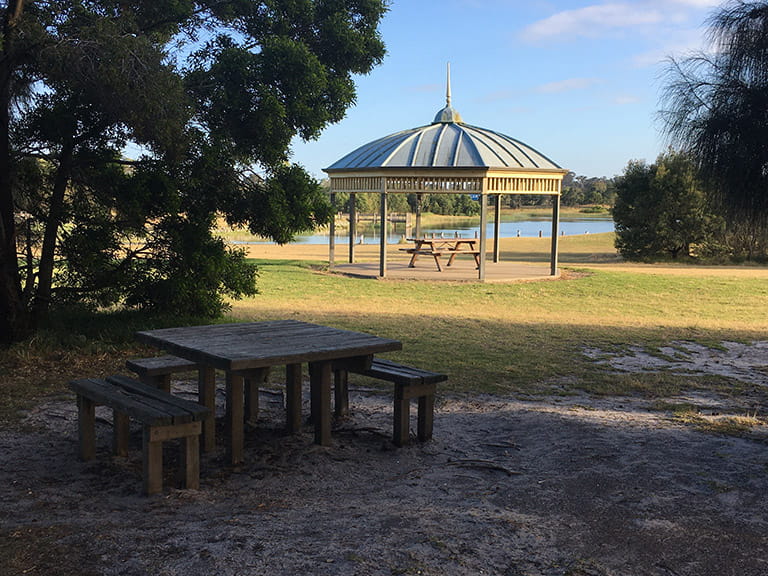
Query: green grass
[
  {"left": 224, "top": 258, "right": 768, "bottom": 400},
  {"left": 2, "top": 233, "right": 768, "bottom": 423}
]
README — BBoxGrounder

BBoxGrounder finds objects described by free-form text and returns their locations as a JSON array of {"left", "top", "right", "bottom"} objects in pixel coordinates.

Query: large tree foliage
[
  {"left": 0, "top": 0, "right": 387, "bottom": 347},
  {"left": 613, "top": 151, "right": 721, "bottom": 261},
  {"left": 660, "top": 0, "right": 768, "bottom": 257}
]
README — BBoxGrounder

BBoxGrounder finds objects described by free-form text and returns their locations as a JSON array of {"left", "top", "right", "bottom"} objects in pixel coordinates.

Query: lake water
[{"left": 271, "top": 217, "right": 615, "bottom": 245}]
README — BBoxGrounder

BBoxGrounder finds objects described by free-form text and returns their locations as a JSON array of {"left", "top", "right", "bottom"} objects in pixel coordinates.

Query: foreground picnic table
[
  {"left": 400, "top": 237, "right": 481, "bottom": 271},
  {"left": 135, "top": 320, "right": 402, "bottom": 464}
]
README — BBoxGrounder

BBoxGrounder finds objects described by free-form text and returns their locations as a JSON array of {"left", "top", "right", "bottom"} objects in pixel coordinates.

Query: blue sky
[{"left": 290, "top": 0, "right": 723, "bottom": 180}]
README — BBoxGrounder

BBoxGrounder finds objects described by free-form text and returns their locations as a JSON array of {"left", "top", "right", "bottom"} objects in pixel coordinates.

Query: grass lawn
[{"left": 2, "top": 232, "right": 768, "bottom": 422}]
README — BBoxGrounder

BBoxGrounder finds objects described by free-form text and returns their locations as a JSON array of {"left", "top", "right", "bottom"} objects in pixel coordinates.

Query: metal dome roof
[
  {"left": 325, "top": 120, "right": 562, "bottom": 171},
  {"left": 326, "top": 64, "right": 563, "bottom": 173}
]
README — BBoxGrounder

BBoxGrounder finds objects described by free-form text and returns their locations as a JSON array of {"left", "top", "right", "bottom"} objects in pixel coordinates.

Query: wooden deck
[{"left": 331, "top": 257, "right": 557, "bottom": 283}]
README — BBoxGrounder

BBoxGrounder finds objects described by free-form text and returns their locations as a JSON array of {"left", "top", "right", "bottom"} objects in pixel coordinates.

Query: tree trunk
[
  {"left": 0, "top": 0, "right": 30, "bottom": 347},
  {"left": 31, "top": 142, "right": 74, "bottom": 324}
]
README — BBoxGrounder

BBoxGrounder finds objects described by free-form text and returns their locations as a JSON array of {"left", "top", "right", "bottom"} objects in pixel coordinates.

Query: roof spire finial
[
  {"left": 446, "top": 62, "right": 452, "bottom": 108},
  {"left": 433, "top": 62, "right": 463, "bottom": 124}
]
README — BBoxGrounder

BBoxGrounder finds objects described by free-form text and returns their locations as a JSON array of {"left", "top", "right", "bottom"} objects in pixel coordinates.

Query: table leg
[
  {"left": 244, "top": 367, "right": 269, "bottom": 425},
  {"left": 432, "top": 253, "right": 443, "bottom": 272},
  {"left": 225, "top": 371, "right": 245, "bottom": 465},
  {"left": 198, "top": 366, "right": 216, "bottom": 452},
  {"left": 309, "top": 361, "right": 332, "bottom": 446},
  {"left": 334, "top": 369, "right": 349, "bottom": 418},
  {"left": 286, "top": 363, "right": 303, "bottom": 434},
  {"left": 408, "top": 240, "right": 424, "bottom": 268}
]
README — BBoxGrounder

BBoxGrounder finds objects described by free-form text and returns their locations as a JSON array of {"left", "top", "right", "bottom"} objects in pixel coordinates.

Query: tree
[
  {"left": 660, "top": 0, "right": 768, "bottom": 258},
  {"left": 0, "top": 1, "right": 388, "bottom": 347},
  {"left": 613, "top": 151, "right": 721, "bottom": 260}
]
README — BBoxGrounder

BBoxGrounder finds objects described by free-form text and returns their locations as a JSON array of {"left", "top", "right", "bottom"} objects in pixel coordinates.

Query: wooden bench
[
  {"left": 126, "top": 355, "right": 201, "bottom": 393},
  {"left": 127, "top": 355, "right": 271, "bottom": 452},
  {"left": 334, "top": 358, "right": 447, "bottom": 446},
  {"left": 69, "top": 375, "right": 209, "bottom": 495}
]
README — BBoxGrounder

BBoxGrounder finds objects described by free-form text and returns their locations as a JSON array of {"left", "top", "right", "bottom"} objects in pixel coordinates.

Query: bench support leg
[
  {"left": 334, "top": 369, "right": 349, "bottom": 418},
  {"left": 180, "top": 433, "right": 200, "bottom": 490},
  {"left": 198, "top": 366, "right": 216, "bottom": 452},
  {"left": 77, "top": 395, "right": 97, "bottom": 461},
  {"left": 286, "top": 363, "right": 303, "bottom": 433},
  {"left": 113, "top": 410, "right": 130, "bottom": 457},
  {"left": 393, "top": 387, "right": 410, "bottom": 447},
  {"left": 142, "top": 426, "right": 163, "bottom": 496},
  {"left": 417, "top": 394, "right": 435, "bottom": 442}
]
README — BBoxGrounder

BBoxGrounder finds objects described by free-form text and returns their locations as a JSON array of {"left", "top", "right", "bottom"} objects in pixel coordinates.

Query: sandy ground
[{"left": 2, "top": 341, "right": 768, "bottom": 576}]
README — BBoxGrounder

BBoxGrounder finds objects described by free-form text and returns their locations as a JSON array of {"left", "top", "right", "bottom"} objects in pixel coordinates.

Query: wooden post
[
  {"left": 225, "top": 371, "right": 245, "bottom": 465},
  {"left": 198, "top": 366, "right": 216, "bottom": 452},
  {"left": 379, "top": 187, "right": 387, "bottom": 278},
  {"left": 142, "top": 426, "right": 163, "bottom": 495},
  {"left": 77, "top": 395, "right": 96, "bottom": 461},
  {"left": 334, "top": 369, "right": 349, "bottom": 418},
  {"left": 415, "top": 193, "right": 422, "bottom": 238},
  {"left": 478, "top": 189, "right": 488, "bottom": 281},
  {"left": 285, "top": 363, "right": 303, "bottom": 434},
  {"left": 244, "top": 367, "right": 269, "bottom": 425},
  {"left": 179, "top": 430, "right": 200, "bottom": 490},
  {"left": 550, "top": 194, "right": 560, "bottom": 276},
  {"left": 417, "top": 394, "right": 435, "bottom": 442},
  {"left": 329, "top": 191, "right": 336, "bottom": 270},
  {"left": 309, "top": 361, "right": 333, "bottom": 446},
  {"left": 493, "top": 194, "right": 502, "bottom": 263},
  {"left": 349, "top": 192, "right": 357, "bottom": 263},
  {"left": 393, "top": 386, "right": 410, "bottom": 447},
  {"left": 113, "top": 410, "right": 130, "bottom": 457}
]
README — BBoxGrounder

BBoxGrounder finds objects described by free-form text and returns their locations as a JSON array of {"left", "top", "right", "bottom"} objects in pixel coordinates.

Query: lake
[{"left": 271, "top": 217, "right": 615, "bottom": 245}]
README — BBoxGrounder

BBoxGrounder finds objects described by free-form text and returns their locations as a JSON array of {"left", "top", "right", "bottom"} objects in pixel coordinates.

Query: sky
[{"left": 290, "top": 0, "right": 724, "bottom": 180}]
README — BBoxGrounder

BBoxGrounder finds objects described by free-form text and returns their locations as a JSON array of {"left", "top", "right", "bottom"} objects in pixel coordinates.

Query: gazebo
[{"left": 324, "top": 70, "right": 568, "bottom": 281}]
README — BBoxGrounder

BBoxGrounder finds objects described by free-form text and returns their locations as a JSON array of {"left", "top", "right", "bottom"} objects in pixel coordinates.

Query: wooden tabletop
[
  {"left": 135, "top": 320, "right": 402, "bottom": 372},
  {"left": 407, "top": 238, "right": 476, "bottom": 246}
]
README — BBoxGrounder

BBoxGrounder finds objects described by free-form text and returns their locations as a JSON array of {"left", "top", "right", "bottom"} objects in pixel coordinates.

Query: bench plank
[
  {"left": 107, "top": 374, "right": 208, "bottom": 423},
  {"left": 362, "top": 358, "right": 448, "bottom": 385},
  {"left": 69, "top": 378, "right": 176, "bottom": 426},
  {"left": 126, "top": 355, "right": 200, "bottom": 377}
]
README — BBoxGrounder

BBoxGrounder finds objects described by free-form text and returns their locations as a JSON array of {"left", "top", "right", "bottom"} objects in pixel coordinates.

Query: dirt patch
[
  {"left": 583, "top": 340, "right": 768, "bottom": 388},
  {"left": 2, "top": 344, "right": 768, "bottom": 576}
]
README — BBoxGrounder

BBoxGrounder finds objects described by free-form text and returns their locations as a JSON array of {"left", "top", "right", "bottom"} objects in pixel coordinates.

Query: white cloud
[
  {"left": 665, "top": 0, "right": 720, "bottom": 7},
  {"left": 520, "top": 0, "right": 720, "bottom": 43},
  {"left": 521, "top": 3, "right": 663, "bottom": 41},
  {"left": 536, "top": 77, "right": 603, "bottom": 93}
]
